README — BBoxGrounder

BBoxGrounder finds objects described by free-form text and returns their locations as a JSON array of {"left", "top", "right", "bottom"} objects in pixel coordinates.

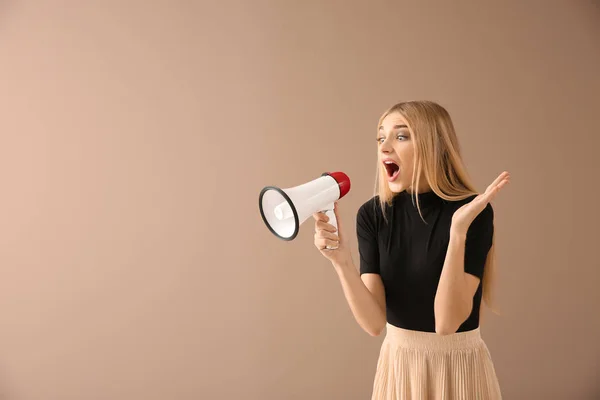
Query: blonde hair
[{"left": 374, "top": 100, "right": 501, "bottom": 318}]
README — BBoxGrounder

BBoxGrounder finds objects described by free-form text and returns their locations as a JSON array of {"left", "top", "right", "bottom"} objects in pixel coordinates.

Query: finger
[
  {"left": 485, "top": 176, "right": 504, "bottom": 194},
  {"left": 315, "top": 230, "right": 339, "bottom": 241},
  {"left": 494, "top": 178, "right": 510, "bottom": 193},
  {"left": 486, "top": 171, "right": 510, "bottom": 193},
  {"left": 485, "top": 177, "right": 510, "bottom": 201},
  {"left": 312, "top": 212, "right": 329, "bottom": 222},
  {"left": 317, "top": 238, "right": 339, "bottom": 250},
  {"left": 316, "top": 220, "right": 337, "bottom": 233},
  {"left": 492, "top": 174, "right": 510, "bottom": 192}
]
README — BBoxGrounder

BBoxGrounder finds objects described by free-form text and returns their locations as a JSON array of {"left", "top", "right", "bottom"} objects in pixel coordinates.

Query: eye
[{"left": 377, "top": 134, "right": 408, "bottom": 144}]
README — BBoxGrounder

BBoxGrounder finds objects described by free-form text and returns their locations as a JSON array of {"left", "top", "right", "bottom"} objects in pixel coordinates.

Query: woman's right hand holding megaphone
[{"left": 313, "top": 202, "right": 352, "bottom": 266}]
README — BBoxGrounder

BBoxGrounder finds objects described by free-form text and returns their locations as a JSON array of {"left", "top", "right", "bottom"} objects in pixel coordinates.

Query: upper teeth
[{"left": 385, "top": 161, "right": 396, "bottom": 164}]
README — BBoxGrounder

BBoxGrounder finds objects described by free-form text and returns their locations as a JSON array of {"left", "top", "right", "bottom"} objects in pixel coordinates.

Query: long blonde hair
[{"left": 374, "top": 100, "right": 501, "bottom": 317}]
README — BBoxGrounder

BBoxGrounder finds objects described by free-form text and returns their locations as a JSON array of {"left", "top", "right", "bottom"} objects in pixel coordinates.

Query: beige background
[{"left": 0, "top": 1, "right": 599, "bottom": 399}]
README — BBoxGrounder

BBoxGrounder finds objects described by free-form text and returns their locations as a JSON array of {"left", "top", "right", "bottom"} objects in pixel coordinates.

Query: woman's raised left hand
[{"left": 451, "top": 171, "right": 511, "bottom": 236}]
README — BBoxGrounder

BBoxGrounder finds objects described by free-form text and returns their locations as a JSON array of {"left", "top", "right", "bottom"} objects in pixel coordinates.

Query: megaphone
[{"left": 258, "top": 172, "right": 351, "bottom": 247}]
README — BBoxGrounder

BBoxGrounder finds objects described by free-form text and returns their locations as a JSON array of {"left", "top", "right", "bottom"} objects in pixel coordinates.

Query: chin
[{"left": 387, "top": 181, "right": 405, "bottom": 193}]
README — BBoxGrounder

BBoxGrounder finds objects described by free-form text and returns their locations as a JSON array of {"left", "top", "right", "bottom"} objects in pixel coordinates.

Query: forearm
[
  {"left": 434, "top": 230, "right": 471, "bottom": 334},
  {"left": 332, "top": 258, "right": 386, "bottom": 336}
]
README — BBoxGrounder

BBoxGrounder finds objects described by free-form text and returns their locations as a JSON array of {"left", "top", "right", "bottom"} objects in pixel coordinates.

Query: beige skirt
[{"left": 370, "top": 323, "right": 502, "bottom": 400}]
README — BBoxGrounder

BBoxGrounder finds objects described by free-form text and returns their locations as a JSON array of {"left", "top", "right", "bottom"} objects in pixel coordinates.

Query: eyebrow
[{"left": 378, "top": 124, "right": 408, "bottom": 131}]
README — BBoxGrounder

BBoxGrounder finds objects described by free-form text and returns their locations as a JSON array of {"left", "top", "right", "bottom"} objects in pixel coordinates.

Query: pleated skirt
[{"left": 370, "top": 323, "right": 502, "bottom": 400}]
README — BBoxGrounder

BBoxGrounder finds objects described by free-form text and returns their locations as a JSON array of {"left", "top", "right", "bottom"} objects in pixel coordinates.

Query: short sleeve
[
  {"left": 356, "top": 199, "right": 380, "bottom": 275},
  {"left": 464, "top": 202, "right": 494, "bottom": 280}
]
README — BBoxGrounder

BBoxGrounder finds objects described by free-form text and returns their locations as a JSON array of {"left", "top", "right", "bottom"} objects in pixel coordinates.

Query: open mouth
[{"left": 383, "top": 160, "right": 400, "bottom": 181}]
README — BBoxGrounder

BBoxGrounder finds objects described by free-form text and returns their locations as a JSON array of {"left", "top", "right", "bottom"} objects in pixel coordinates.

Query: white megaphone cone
[{"left": 258, "top": 172, "right": 351, "bottom": 247}]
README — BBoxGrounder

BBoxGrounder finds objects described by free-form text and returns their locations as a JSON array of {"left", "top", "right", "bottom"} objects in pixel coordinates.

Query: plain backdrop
[{"left": 0, "top": 1, "right": 599, "bottom": 399}]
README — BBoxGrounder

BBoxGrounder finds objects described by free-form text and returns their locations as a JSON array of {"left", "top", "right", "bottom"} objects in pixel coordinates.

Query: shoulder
[
  {"left": 468, "top": 197, "right": 495, "bottom": 236},
  {"left": 468, "top": 195, "right": 494, "bottom": 221},
  {"left": 356, "top": 196, "right": 382, "bottom": 227},
  {"left": 357, "top": 196, "right": 378, "bottom": 218}
]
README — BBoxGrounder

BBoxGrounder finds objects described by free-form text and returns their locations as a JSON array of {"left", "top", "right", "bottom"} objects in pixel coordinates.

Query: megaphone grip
[
  {"left": 322, "top": 203, "right": 338, "bottom": 250},
  {"left": 324, "top": 208, "right": 337, "bottom": 230}
]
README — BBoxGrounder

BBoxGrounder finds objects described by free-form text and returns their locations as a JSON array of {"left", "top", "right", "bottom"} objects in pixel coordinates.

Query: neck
[
  {"left": 400, "top": 186, "right": 441, "bottom": 208},
  {"left": 406, "top": 186, "right": 432, "bottom": 194}
]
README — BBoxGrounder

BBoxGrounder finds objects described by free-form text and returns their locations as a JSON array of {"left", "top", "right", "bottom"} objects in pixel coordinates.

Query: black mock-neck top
[{"left": 356, "top": 189, "right": 494, "bottom": 333}]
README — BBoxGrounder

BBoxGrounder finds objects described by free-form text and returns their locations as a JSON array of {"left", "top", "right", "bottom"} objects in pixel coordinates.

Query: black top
[{"left": 356, "top": 190, "right": 494, "bottom": 333}]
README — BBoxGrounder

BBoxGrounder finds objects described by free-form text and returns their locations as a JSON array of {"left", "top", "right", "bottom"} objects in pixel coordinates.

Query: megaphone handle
[
  {"left": 324, "top": 208, "right": 337, "bottom": 230},
  {"left": 322, "top": 203, "right": 338, "bottom": 250}
]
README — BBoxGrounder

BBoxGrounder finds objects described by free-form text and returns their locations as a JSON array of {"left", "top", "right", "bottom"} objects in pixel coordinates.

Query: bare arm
[
  {"left": 313, "top": 204, "right": 386, "bottom": 337},
  {"left": 435, "top": 172, "right": 509, "bottom": 335},
  {"left": 434, "top": 231, "right": 479, "bottom": 335},
  {"left": 435, "top": 198, "right": 499, "bottom": 334},
  {"left": 332, "top": 258, "right": 387, "bottom": 337}
]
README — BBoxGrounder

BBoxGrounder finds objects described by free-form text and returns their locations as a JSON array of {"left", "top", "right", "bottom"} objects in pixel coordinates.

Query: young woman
[{"left": 313, "top": 101, "right": 509, "bottom": 399}]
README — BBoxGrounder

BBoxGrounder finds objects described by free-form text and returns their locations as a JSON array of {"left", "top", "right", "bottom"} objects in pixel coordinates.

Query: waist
[{"left": 383, "top": 322, "right": 483, "bottom": 351}]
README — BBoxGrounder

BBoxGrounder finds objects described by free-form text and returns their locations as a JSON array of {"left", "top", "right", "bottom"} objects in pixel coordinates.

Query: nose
[{"left": 380, "top": 137, "right": 393, "bottom": 154}]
